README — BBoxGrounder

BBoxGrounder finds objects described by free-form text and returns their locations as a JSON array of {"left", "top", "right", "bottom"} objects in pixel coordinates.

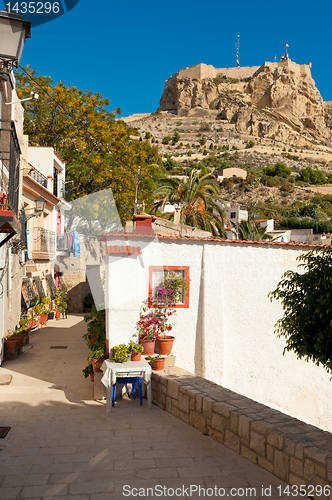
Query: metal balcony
[
  {"left": 30, "top": 167, "right": 48, "bottom": 189},
  {"left": 32, "top": 227, "right": 56, "bottom": 260},
  {"left": 0, "top": 120, "right": 21, "bottom": 234}
]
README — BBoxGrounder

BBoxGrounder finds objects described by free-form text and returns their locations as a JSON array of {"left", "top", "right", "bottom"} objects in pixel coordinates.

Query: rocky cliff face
[{"left": 159, "top": 60, "right": 331, "bottom": 144}]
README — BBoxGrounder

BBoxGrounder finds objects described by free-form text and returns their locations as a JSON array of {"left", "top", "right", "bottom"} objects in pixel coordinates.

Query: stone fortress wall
[{"left": 175, "top": 59, "right": 312, "bottom": 82}]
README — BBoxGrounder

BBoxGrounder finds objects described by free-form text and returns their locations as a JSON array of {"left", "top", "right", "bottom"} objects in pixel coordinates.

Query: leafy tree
[
  {"left": 151, "top": 170, "right": 227, "bottom": 237},
  {"left": 199, "top": 137, "right": 206, "bottom": 146},
  {"left": 263, "top": 163, "right": 291, "bottom": 178},
  {"left": 296, "top": 167, "right": 326, "bottom": 185},
  {"left": 172, "top": 131, "right": 180, "bottom": 144},
  {"left": 162, "top": 136, "right": 172, "bottom": 145},
  {"left": 269, "top": 248, "right": 332, "bottom": 376},
  {"left": 16, "top": 66, "right": 162, "bottom": 224},
  {"left": 245, "top": 140, "right": 255, "bottom": 149}
]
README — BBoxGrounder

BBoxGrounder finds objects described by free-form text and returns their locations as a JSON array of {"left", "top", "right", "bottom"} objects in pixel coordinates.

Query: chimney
[
  {"left": 174, "top": 207, "right": 181, "bottom": 225},
  {"left": 132, "top": 213, "right": 156, "bottom": 235}
]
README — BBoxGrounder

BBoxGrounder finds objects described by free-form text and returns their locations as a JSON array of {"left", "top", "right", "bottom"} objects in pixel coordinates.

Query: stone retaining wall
[{"left": 151, "top": 367, "right": 332, "bottom": 497}]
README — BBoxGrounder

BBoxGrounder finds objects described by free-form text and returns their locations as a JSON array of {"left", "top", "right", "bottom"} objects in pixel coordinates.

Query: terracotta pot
[
  {"left": 39, "top": 314, "right": 48, "bottom": 326},
  {"left": 131, "top": 352, "right": 142, "bottom": 362},
  {"left": 11, "top": 335, "right": 24, "bottom": 346},
  {"left": 5, "top": 339, "right": 17, "bottom": 351},
  {"left": 55, "top": 310, "right": 61, "bottom": 320},
  {"left": 90, "top": 372, "right": 95, "bottom": 382},
  {"left": 153, "top": 358, "right": 165, "bottom": 371},
  {"left": 156, "top": 336, "right": 175, "bottom": 356},
  {"left": 91, "top": 358, "right": 105, "bottom": 373},
  {"left": 139, "top": 339, "right": 156, "bottom": 355}
]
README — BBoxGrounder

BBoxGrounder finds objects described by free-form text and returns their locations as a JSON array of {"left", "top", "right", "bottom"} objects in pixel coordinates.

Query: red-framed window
[{"left": 148, "top": 266, "right": 190, "bottom": 308}]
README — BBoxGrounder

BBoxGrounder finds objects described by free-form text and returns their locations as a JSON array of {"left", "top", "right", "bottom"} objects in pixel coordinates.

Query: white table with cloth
[{"left": 101, "top": 358, "right": 152, "bottom": 411}]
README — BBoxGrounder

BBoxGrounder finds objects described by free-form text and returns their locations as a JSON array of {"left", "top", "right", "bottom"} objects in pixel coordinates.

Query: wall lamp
[
  {"left": 21, "top": 196, "right": 46, "bottom": 221},
  {"left": 0, "top": 9, "right": 31, "bottom": 81}
]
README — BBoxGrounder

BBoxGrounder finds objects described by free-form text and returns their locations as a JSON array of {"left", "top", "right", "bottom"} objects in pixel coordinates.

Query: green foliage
[
  {"left": 236, "top": 220, "right": 272, "bottom": 241},
  {"left": 269, "top": 248, "right": 332, "bottom": 375},
  {"left": 199, "top": 137, "right": 206, "bottom": 146},
  {"left": 16, "top": 66, "right": 162, "bottom": 225},
  {"left": 280, "top": 217, "right": 332, "bottom": 233},
  {"left": 127, "top": 341, "right": 144, "bottom": 355},
  {"left": 172, "top": 131, "right": 180, "bottom": 144},
  {"left": 296, "top": 167, "right": 327, "bottom": 185},
  {"left": 83, "top": 307, "right": 106, "bottom": 358},
  {"left": 162, "top": 136, "right": 172, "bottom": 145},
  {"left": 263, "top": 163, "right": 291, "bottom": 178},
  {"left": 145, "top": 131, "right": 151, "bottom": 139},
  {"left": 83, "top": 364, "right": 93, "bottom": 378},
  {"left": 111, "top": 344, "right": 129, "bottom": 363},
  {"left": 245, "top": 140, "right": 255, "bottom": 149},
  {"left": 151, "top": 170, "right": 228, "bottom": 237}
]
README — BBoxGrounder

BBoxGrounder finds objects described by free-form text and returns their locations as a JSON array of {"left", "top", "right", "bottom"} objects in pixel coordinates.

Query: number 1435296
[
  {"left": 277, "top": 485, "right": 330, "bottom": 497},
  {"left": 5, "top": 2, "right": 60, "bottom": 14}
]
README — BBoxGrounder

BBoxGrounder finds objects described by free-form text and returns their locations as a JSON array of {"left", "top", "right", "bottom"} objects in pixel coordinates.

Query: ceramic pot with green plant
[
  {"left": 111, "top": 344, "right": 129, "bottom": 363},
  {"left": 5, "top": 331, "right": 18, "bottom": 351},
  {"left": 146, "top": 355, "right": 165, "bottom": 371},
  {"left": 87, "top": 349, "right": 107, "bottom": 372},
  {"left": 128, "top": 341, "right": 144, "bottom": 361}
]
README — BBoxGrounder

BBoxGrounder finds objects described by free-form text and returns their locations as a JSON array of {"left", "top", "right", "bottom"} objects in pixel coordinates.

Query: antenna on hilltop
[{"left": 236, "top": 34, "right": 240, "bottom": 67}]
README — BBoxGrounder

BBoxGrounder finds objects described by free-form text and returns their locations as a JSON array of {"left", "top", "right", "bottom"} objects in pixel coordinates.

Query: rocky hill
[
  {"left": 158, "top": 60, "right": 331, "bottom": 145},
  {"left": 121, "top": 59, "right": 332, "bottom": 223}
]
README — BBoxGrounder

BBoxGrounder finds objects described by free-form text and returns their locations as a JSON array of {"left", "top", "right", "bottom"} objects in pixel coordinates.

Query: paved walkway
[{"left": 0, "top": 315, "right": 289, "bottom": 499}]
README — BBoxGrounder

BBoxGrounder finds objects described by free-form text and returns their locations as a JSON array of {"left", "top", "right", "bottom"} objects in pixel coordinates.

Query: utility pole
[
  {"left": 134, "top": 165, "right": 141, "bottom": 215},
  {"left": 236, "top": 34, "right": 240, "bottom": 67}
]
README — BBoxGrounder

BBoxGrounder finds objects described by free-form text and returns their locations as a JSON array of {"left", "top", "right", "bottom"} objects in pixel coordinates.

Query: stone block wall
[{"left": 152, "top": 367, "right": 332, "bottom": 498}]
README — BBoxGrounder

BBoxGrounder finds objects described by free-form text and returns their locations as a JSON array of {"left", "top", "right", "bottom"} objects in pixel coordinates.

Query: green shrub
[
  {"left": 199, "top": 137, "right": 206, "bottom": 146},
  {"left": 245, "top": 140, "right": 255, "bottom": 149}
]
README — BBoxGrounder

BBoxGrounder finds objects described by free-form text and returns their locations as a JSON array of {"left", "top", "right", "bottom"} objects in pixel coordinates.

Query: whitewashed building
[{"left": 104, "top": 214, "right": 332, "bottom": 432}]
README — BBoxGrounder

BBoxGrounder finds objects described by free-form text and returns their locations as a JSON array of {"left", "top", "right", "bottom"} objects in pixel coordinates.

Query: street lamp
[{"left": 0, "top": 9, "right": 31, "bottom": 80}]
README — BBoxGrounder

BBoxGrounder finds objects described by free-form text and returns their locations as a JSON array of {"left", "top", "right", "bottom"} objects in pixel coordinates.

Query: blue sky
[{"left": 17, "top": 0, "right": 332, "bottom": 117}]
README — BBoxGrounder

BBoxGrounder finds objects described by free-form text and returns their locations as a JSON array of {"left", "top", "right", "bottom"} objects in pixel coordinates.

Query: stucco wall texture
[{"left": 105, "top": 237, "right": 332, "bottom": 432}]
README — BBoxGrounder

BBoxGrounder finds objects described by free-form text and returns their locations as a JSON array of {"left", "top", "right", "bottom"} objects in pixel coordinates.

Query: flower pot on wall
[
  {"left": 153, "top": 358, "right": 165, "bottom": 371},
  {"left": 139, "top": 339, "right": 156, "bottom": 355},
  {"left": 156, "top": 336, "right": 174, "bottom": 356}
]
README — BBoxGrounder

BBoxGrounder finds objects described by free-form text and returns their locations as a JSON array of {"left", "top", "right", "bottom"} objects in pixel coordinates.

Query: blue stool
[{"left": 111, "top": 376, "right": 143, "bottom": 407}]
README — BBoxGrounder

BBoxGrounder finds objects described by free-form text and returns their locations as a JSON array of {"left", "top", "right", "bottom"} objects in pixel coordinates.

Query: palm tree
[
  {"left": 151, "top": 170, "right": 227, "bottom": 237},
  {"left": 236, "top": 220, "right": 273, "bottom": 241}
]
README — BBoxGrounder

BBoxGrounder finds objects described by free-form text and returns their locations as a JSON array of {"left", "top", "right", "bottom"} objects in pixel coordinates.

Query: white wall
[{"left": 105, "top": 236, "right": 332, "bottom": 432}]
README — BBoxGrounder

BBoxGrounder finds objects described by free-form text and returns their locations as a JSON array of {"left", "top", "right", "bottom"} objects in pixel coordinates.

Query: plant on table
[
  {"left": 127, "top": 341, "right": 144, "bottom": 355},
  {"left": 110, "top": 344, "right": 129, "bottom": 363}
]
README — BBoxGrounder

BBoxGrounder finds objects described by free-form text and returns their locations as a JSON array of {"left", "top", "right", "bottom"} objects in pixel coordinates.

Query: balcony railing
[
  {"left": 34, "top": 227, "right": 55, "bottom": 255},
  {"left": 58, "top": 180, "right": 71, "bottom": 202},
  {"left": 0, "top": 119, "right": 21, "bottom": 217},
  {"left": 30, "top": 167, "right": 48, "bottom": 189}
]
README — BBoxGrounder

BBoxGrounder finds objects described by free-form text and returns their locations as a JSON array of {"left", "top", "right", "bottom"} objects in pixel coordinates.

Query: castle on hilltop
[{"left": 173, "top": 58, "right": 313, "bottom": 83}]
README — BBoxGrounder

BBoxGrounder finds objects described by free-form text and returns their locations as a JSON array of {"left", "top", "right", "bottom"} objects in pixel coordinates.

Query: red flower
[{"left": 91, "top": 337, "right": 96, "bottom": 342}]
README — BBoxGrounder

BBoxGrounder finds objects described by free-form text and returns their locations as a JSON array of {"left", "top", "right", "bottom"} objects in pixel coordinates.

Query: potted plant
[
  {"left": 154, "top": 271, "right": 188, "bottom": 355},
  {"left": 35, "top": 296, "right": 50, "bottom": 327},
  {"left": 83, "top": 307, "right": 107, "bottom": 372},
  {"left": 110, "top": 344, "right": 129, "bottom": 363},
  {"left": 10, "top": 327, "right": 25, "bottom": 347},
  {"left": 4, "top": 330, "right": 18, "bottom": 351},
  {"left": 147, "top": 355, "right": 165, "bottom": 371},
  {"left": 82, "top": 363, "right": 94, "bottom": 381},
  {"left": 59, "top": 289, "right": 69, "bottom": 318},
  {"left": 128, "top": 341, "right": 144, "bottom": 361},
  {"left": 54, "top": 289, "right": 62, "bottom": 320},
  {"left": 87, "top": 349, "right": 107, "bottom": 372}
]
